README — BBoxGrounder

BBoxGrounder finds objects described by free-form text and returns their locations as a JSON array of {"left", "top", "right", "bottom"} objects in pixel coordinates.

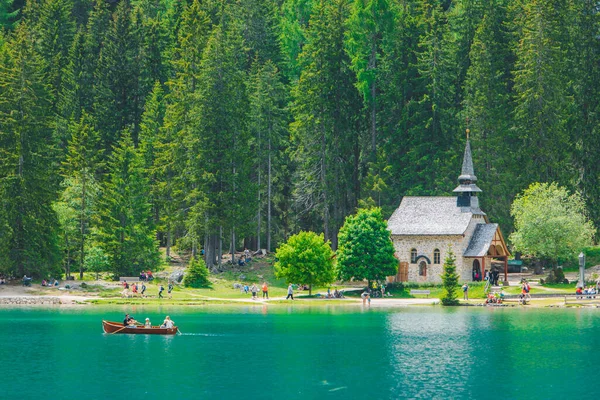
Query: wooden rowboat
[{"left": 102, "top": 320, "right": 178, "bottom": 335}]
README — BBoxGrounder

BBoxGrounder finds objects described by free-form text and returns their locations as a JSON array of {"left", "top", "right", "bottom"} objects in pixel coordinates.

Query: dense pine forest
[{"left": 0, "top": 0, "right": 599, "bottom": 279}]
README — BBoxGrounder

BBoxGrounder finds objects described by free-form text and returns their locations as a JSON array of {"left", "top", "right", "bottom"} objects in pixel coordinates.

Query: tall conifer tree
[
  {"left": 0, "top": 24, "right": 60, "bottom": 277},
  {"left": 248, "top": 60, "right": 288, "bottom": 252},
  {"left": 61, "top": 112, "right": 102, "bottom": 278},
  {"left": 291, "top": 0, "right": 363, "bottom": 247},
  {"left": 511, "top": 0, "right": 573, "bottom": 186},
  {"left": 93, "top": 131, "right": 159, "bottom": 277},
  {"left": 190, "top": 16, "right": 253, "bottom": 267}
]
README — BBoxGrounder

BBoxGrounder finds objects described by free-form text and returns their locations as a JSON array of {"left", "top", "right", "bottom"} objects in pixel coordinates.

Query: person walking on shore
[
  {"left": 286, "top": 284, "right": 294, "bottom": 300},
  {"left": 168, "top": 282, "right": 173, "bottom": 299},
  {"left": 462, "top": 283, "right": 469, "bottom": 300},
  {"left": 262, "top": 282, "right": 269, "bottom": 299},
  {"left": 361, "top": 290, "right": 369, "bottom": 306},
  {"left": 159, "top": 284, "right": 164, "bottom": 299}
]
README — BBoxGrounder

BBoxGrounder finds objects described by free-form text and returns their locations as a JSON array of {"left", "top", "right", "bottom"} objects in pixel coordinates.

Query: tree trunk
[
  {"left": 79, "top": 175, "right": 86, "bottom": 280},
  {"left": 166, "top": 230, "right": 172, "bottom": 258},
  {"left": 370, "top": 79, "right": 376, "bottom": 162},
  {"left": 321, "top": 120, "right": 329, "bottom": 241},
  {"left": 309, "top": 284, "right": 312, "bottom": 296},
  {"left": 267, "top": 137, "right": 272, "bottom": 253},
  {"left": 218, "top": 226, "right": 222, "bottom": 267},
  {"left": 231, "top": 227, "right": 236, "bottom": 263},
  {"left": 533, "top": 259, "right": 544, "bottom": 275},
  {"left": 65, "top": 231, "right": 71, "bottom": 279},
  {"left": 257, "top": 166, "right": 261, "bottom": 251}
]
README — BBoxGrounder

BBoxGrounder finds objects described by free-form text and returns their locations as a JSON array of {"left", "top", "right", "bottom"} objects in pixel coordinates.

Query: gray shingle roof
[
  {"left": 463, "top": 223, "right": 498, "bottom": 257},
  {"left": 387, "top": 197, "right": 474, "bottom": 235}
]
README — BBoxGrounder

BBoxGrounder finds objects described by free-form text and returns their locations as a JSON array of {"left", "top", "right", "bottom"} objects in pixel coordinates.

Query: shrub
[{"left": 183, "top": 257, "right": 210, "bottom": 288}]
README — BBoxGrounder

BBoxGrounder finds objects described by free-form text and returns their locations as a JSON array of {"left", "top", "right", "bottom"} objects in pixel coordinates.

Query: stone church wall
[
  {"left": 391, "top": 216, "right": 488, "bottom": 283},
  {"left": 391, "top": 235, "right": 464, "bottom": 283}
]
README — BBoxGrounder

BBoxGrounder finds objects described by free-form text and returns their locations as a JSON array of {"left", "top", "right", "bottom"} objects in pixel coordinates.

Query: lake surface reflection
[{"left": 1, "top": 306, "right": 598, "bottom": 399}]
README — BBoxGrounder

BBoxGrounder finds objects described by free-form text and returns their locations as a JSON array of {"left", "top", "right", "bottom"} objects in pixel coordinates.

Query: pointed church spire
[
  {"left": 458, "top": 138, "right": 478, "bottom": 184},
  {"left": 454, "top": 126, "right": 482, "bottom": 211}
]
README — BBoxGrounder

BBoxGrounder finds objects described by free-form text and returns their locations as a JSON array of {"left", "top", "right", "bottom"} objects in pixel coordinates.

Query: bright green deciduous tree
[
  {"left": 441, "top": 247, "right": 459, "bottom": 306},
  {"left": 274, "top": 231, "right": 336, "bottom": 295},
  {"left": 510, "top": 182, "right": 595, "bottom": 268},
  {"left": 52, "top": 198, "right": 78, "bottom": 279},
  {"left": 84, "top": 246, "right": 109, "bottom": 280},
  {"left": 337, "top": 207, "right": 397, "bottom": 285},
  {"left": 183, "top": 256, "right": 210, "bottom": 288}
]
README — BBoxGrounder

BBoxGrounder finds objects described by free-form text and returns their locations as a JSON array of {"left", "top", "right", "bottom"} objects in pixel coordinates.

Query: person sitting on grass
[{"left": 576, "top": 286, "right": 583, "bottom": 299}]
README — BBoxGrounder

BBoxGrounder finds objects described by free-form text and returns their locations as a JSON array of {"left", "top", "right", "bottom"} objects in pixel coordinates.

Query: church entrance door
[
  {"left": 397, "top": 262, "right": 408, "bottom": 282},
  {"left": 472, "top": 259, "right": 481, "bottom": 281}
]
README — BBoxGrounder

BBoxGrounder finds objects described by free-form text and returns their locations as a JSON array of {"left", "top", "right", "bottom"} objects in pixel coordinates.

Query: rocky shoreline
[{"left": 0, "top": 296, "right": 63, "bottom": 305}]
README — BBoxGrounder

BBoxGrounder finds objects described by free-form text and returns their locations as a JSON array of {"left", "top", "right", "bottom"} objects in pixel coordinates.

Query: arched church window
[
  {"left": 434, "top": 249, "right": 440, "bottom": 264},
  {"left": 419, "top": 261, "right": 427, "bottom": 277},
  {"left": 410, "top": 249, "right": 417, "bottom": 263}
]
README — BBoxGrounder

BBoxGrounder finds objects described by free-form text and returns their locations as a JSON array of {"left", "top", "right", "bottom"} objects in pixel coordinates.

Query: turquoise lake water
[{"left": 1, "top": 305, "right": 599, "bottom": 399}]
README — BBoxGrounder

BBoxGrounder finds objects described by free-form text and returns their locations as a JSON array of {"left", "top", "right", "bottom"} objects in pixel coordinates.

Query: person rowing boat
[{"left": 123, "top": 313, "right": 138, "bottom": 328}]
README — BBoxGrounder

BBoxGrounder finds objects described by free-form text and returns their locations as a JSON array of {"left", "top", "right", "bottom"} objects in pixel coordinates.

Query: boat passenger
[
  {"left": 145, "top": 318, "right": 151, "bottom": 328},
  {"left": 161, "top": 316, "right": 174, "bottom": 329},
  {"left": 123, "top": 314, "right": 134, "bottom": 326}
]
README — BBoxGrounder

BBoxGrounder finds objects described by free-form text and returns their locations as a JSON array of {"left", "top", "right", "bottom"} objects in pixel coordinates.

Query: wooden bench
[
  {"left": 119, "top": 277, "right": 140, "bottom": 282},
  {"left": 410, "top": 289, "right": 431, "bottom": 298},
  {"left": 564, "top": 295, "right": 600, "bottom": 304}
]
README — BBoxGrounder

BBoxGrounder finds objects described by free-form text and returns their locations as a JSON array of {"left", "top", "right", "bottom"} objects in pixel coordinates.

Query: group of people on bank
[
  {"left": 576, "top": 285, "right": 598, "bottom": 299},
  {"left": 120, "top": 280, "right": 173, "bottom": 299},
  {"left": 123, "top": 314, "right": 175, "bottom": 329},
  {"left": 138, "top": 271, "right": 154, "bottom": 281},
  {"left": 240, "top": 282, "right": 269, "bottom": 299}
]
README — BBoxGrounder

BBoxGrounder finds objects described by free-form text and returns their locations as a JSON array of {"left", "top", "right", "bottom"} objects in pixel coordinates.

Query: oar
[
  {"left": 110, "top": 326, "right": 127, "bottom": 335},
  {"left": 177, "top": 327, "right": 182, "bottom": 335}
]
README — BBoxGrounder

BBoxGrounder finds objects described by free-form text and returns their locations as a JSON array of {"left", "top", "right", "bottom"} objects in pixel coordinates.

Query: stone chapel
[{"left": 387, "top": 137, "right": 510, "bottom": 284}]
